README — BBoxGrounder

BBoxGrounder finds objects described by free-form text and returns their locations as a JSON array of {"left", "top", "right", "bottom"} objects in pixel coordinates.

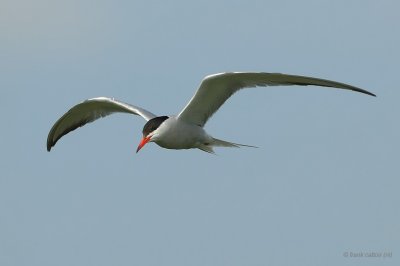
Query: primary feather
[
  {"left": 177, "top": 72, "right": 375, "bottom": 127},
  {"left": 47, "top": 97, "right": 156, "bottom": 151}
]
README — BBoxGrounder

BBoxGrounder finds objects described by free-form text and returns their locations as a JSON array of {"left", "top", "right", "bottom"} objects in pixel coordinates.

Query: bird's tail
[{"left": 198, "top": 137, "right": 258, "bottom": 154}]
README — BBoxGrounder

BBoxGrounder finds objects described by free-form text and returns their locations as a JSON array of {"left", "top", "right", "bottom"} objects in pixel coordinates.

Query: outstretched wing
[
  {"left": 47, "top": 97, "right": 157, "bottom": 151},
  {"left": 177, "top": 72, "right": 375, "bottom": 127}
]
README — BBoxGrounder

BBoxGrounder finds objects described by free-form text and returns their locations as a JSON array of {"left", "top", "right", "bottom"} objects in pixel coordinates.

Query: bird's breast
[{"left": 152, "top": 117, "right": 210, "bottom": 149}]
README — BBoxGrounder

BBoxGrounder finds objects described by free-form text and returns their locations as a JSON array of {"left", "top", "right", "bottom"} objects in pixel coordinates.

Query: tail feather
[
  {"left": 211, "top": 138, "right": 258, "bottom": 148},
  {"left": 202, "top": 138, "right": 258, "bottom": 152},
  {"left": 198, "top": 137, "right": 257, "bottom": 154},
  {"left": 198, "top": 145, "right": 216, "bottom": 154}
]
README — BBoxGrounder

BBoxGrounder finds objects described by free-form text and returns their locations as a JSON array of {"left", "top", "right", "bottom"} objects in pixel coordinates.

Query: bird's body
[
  {"left": 150, "top": 116, "right": 211, "bottom": 150},
  {"left": 47, "top": 72, "right": 375, "bottom": 154}
]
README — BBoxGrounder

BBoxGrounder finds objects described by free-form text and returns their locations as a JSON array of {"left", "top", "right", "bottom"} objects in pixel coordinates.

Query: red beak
[{"left": 136, "top": 136, "right": 151, "bottom": 153}]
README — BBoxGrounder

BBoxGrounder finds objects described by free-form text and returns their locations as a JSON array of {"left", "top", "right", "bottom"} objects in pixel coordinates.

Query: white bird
[{"left": 47, "top": 72, "right": 375, "bottom": 154}]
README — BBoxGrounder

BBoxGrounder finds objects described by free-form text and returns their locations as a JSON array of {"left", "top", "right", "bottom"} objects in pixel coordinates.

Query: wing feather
[
  {"left": 177, "top": 72, "right": 375, "bottom": 127},
  {"left": 47, "top": 97, "right": 156, "bottom": 151}
]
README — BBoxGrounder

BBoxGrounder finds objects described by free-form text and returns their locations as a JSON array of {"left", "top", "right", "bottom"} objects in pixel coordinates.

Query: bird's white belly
[{"left": 152, "top": 117, "right": 210, "bottom": 149}]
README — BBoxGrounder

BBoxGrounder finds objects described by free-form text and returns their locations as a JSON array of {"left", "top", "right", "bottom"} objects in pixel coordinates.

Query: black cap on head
[{"left": 142, "top": 116, "right": 169, "bottom": 137}]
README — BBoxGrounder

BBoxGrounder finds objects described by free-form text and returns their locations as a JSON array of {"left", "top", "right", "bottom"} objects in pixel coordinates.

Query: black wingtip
[
  {"left": 46, "top": 138, "right": 54, "bottom": 152},
  {"left": 347, "top": 87, "right": 376, "bottom": 97},
  {"left": 350, "top": 88, "right": 376, "bottom": 97},
  {"left": 365, "top": 91, "right": 377, "bottom": 97}
]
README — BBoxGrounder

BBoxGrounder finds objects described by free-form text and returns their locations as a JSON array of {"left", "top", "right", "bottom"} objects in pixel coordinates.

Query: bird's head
[{"left": 136, "top": 116, "right": 169, "bottom": 153}]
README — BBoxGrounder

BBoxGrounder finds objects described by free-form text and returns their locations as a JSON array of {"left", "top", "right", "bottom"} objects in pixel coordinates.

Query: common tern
[{"left": 47, "top": 72, "right": 375, "bottom": 154}]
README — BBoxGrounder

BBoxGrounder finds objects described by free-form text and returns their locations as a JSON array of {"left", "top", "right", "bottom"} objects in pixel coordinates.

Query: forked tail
[{"left": 198, "top": 137, "right": 258, "bottom": 154}]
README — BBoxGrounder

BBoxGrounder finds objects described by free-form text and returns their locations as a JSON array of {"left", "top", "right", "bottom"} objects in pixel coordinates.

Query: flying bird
[{"left": 47, "top": 72, "right": 375, "bottom": 154}]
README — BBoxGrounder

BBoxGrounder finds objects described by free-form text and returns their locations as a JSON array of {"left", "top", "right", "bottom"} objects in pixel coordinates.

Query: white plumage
[{"left": 47, "top": 72, "right": 375, "bottom": 153}]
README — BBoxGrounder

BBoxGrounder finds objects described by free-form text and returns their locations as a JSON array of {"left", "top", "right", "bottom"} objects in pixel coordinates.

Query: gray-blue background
[{"left": 1, "top": 0, "right": 398, "bottom": 265}]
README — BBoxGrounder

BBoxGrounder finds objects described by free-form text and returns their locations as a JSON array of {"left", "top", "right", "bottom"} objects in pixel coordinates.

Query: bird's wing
[
  {"left": 177, "top": 72, "right": 375, "bottom": 127},
  {"left": 47, "top": 97, "right": 157, "bottom": 151}
]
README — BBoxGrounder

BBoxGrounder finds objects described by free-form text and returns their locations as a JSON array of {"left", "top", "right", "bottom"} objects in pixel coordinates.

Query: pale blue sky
[{"left": 1, "top": 0, "right": 399, "bottom": 265}]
